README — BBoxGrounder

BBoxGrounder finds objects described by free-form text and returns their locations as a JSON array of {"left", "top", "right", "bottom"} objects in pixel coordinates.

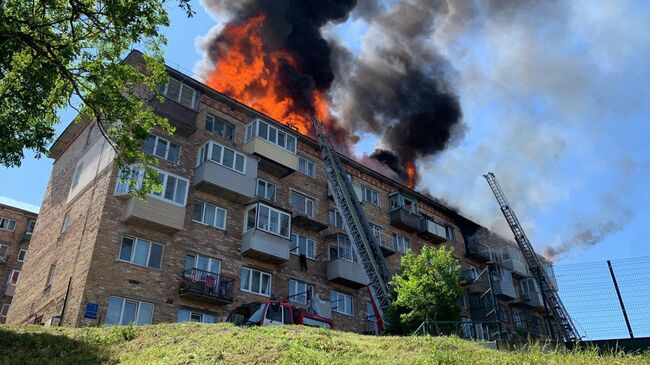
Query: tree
[
  {"left": 0, "top": 0, "right": 193, "bottom": 196},
  {"left": 387, "top": 245, "right": 464, "bottom": 334}
]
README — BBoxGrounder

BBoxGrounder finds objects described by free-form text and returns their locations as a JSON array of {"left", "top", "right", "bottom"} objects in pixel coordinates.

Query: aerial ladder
[
  {"left": 483, "top": 172, "right": 580, "bottom": 343},
  {"left": 313, "top": 118, "right": 393, "bottom": 333}
]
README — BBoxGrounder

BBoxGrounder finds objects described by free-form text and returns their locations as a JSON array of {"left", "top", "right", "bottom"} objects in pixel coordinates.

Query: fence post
[{"left": 607, "top": 260, "right": 634, "bottom": 339}]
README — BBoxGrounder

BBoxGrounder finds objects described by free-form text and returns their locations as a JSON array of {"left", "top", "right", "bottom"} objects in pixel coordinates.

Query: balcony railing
[
  {"left": 418, "top": 216, "right": 447, "bottom": 244},
  {"left": 465, "top": 240, "right": 493, "bottom": 263},
  {"left": 389, "top": 208, "right": 421, "bottom": 232},
  {"left": 179, "top": 268, "right": 235, "bottom": 304}
]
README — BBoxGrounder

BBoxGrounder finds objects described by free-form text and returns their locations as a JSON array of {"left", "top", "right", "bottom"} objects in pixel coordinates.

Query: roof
[{"left": 0, "top": 196, "right": 40, "bottom": 215}]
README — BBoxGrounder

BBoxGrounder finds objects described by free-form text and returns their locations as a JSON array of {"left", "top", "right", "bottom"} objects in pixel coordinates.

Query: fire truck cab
[{"left": 226, "top": 298, "right": 334, "bottom": 329}]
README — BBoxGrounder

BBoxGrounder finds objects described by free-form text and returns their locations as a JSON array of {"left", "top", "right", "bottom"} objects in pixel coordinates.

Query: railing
[
  {"left": 413, "top": 320, "right": 503, "bottom": 341},
  {"left": 465, "top": 240, "right": 493, "bottom": 262},
  {"left": 179, "top": 268, "right": 235, "bottom": 303}
]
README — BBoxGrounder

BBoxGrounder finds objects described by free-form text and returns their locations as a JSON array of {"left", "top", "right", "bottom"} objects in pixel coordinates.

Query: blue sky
[{"left": 1, "top": 1, "right": 649, "bottom": 270}]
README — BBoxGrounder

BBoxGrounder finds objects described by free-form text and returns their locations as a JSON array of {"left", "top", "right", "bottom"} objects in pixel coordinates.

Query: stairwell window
[
  {"left": 298, "top": 156, "right": 315, "bottom": 177},
  {"left": 245, "top": 119, "right": 297, "bottom": 154},
  {"left": 197, "top": 141, "right": 246, "bottom": 174},
  {"left": 0, "top": 216, "right": 16, "bottom": 232},
  {"left": 61, "top": 213, "right": 70, "bottom": 233},
  {"left": 330, "top": 291, "right": 353, "bottom": 316},
  {"left": 71, "top": 161, "right": 84, "bottom": 189},
  {"left": 192, "top": 200, "right": 227, "bottom": 230},
  {"left": 289, "top": 279, "right": 314, "bottom": 304},
  {"left": 361, "top": 185, "right": 379, "bottom": 205},
  {"left": 291, "top": 234, "right": 316, "bottom": 259},
  {"left": 240, "top": 267, "right": 271, "bottom": 296},
  {"left": 25, "top": 219, "right": 36, "bottom": 235},
  {"left": 143, "top": 134, "right": 180, "bottom": 163},
  {"left": 328, "top": 209, "right": 344, "bottom": 229},
  {"left": 17, "top": 249, "right": 27, "bottom": 262},
  {"left": 45, "top": 263, "right": 56, "bottom": 288},
  {"left": 370, "top": 223, "right": 382, "bottom": 246},
  {"left": 205, "top": 114, "right": 235, "bottom": 141},
  {"left": 177, "top": 308, "right": 214, "bottom": 323},
  {"left": 256, "top": 179, "right": 276, "bottom": 201},
  {"left": 394, "top": 234, "right": 410, "bottom": 253},
  {"left": 106, "top": 296, "right": 154, "bottom": 325},
  {"left": 0, "top": 304, "right": 9, "bottom": 317},
  {"left": 329, "top": 234, "right": 357, "bottom": 263},
  {"left": 118, "top": 235, "right": 164, "bottom": 270},
  {"left": 161, "top": 77, "right": 199, "bottom": 110},
  {"left": 0, "top": 244, "right": 8, "bottom": 261},
  {"left": 289, "top": 190, "right": 314, "bottom": 218},
  {"left": 244, "top": 203, "right": 291, "bottom": 239},
  {"left": 7, "top": 270, "right": 20, "bottom": 286}
]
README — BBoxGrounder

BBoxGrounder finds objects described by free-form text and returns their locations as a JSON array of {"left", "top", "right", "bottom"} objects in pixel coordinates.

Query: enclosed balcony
[
  {"left": 513, "top": 278, "right": 544, "bottom": 309},
  {"left": 121, "top": 196, "right": 185, "bottom": 234},
  {"left": 389, "top": 192, "right": 421, "bottom": 232},
  {"left": 418, "top": 216, "right": 448, "bottom": 244},
  {"left": 327, "top": 259, "right": 369, "bottom": 289},
  {"left": 543, "top": 263, "right": 558, "bottom": 291},
  {"left": 179, "top": 268, "right": 235, "bottom": 305},
  {"left": 243, "top": 118, "right": 298, "bottom": 177},
  {"left": 193, "top": 141, "right": 257, "bottom": 203},
  {"left": 241, "top": 202, "right": 292, "bottom": 263},
  {"left": 500, "top": 247, "right": 529, "bottom": 278},
  {"left": 492, "top": 270, "right": 518, "bottom": 300},
  {"left": 465, "top": 240, "right": 495, "bottom": 263},
  {"left": 148, "top": 97, "right": 197, "bottom": 137}
]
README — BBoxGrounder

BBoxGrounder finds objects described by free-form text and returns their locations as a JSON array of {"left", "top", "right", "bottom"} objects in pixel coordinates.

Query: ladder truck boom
[
  {"left": 483, "top": 172, "right": 580, "bottom": 343},
  {"left": 312, "top": 118, "right": 393, "bottom": 332}
]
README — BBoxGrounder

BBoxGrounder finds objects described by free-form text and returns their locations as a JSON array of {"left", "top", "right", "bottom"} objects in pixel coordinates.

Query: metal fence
[{"left": 555, "top": 256, "right": 650, "bottom": 340}]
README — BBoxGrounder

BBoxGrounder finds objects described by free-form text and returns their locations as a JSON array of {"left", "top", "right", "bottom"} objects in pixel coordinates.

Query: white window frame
[
  {"left": 192, "top": 200, "right": 227, "bottom": 230},
  {"left": 17, "top": 249, "right": 27, "bottom": 262},
  {"left": 25, "top": 219, "right": 36, "bottom": 235},
  {"left": 240, "top": 267, "right": 272, "bottom": 297},
  {"left": 256, "top": 178, "right": 276, "bottom": 201},
  {"left": 298, "top": 155, "right": 315, "bottom": 178},
  {"left": 291, "top": 234, "right": 316, "bottom": 259},
  {"left": 288, "top": 279, "right": 314, "bottom": 305},
  {"left": 106, "top": 296, "right": 154, "bottom": 326},
  {"left": 177, "top": 308, "right": 215, "bottom": 323},
  {"left": 370, "top": 223, "right": 382, "bottom": 246},
  {"left": 114, "top": 167, "right": 189, "bottom": 207},
  {"left": 45, "top": 263, "right": 56, "bottom": 288},
  {"left": 289, "top": 190, "right": 315, "bottom": 218},
  {"left": 61, "top": 212, "right": 70, "bottom": 233},
  {"left": 144, "top": 134, "right": 180, "bottom": 163},
  {"left": 0, "top": 244, "right": 8, "bottom": 261},
  {"left": 244, "top": 119, "right": 297, "bottom": 154},
  {"left": 394, "top": 234, "right": 410, "bottom": 253},
  {"left": 205, "top": 114, "right": 235, "bottom": 141},
  {"left": 196, "top": 140, "right": 247, "bottom": 174},
  {"left": 185, "top": 253, "right": 221, "bottom": 274},
  {"left": 330, "top": 234, "right": 357, "bottom": 263},
  {"left": 0, "top": 303, "right": 9, "bottom": 317},
  {"left": 7, "top": 270, "right": 20, "bottom": 286},
  {"left": 118, "top": 235, "right": 164, "bottom": 270},
  {"left": 243, "top": 203, "right": 291, "bottom": 239},
  {"left": 330, "top": 290, "right": 354, "bottom": 316},
  {"left": 361, "top": 185, "right": 379, "bottom": 205},
  {"left": 0, "top": 216, "right": 16, "bottom": 232},
  {"left": 161, "top": 77, "right": 199, "bottom": 110},
  {"left": 328, "top": 208, "right": 344, "bottom": 229}
]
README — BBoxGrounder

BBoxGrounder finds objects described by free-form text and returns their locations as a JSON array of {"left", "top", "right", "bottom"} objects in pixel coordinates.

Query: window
[
  {"left": 329, "top": 235, "right": 356, "bottom": 262},
  {"left": 61, "top": 213, "right": 70, "bottom": 233},
  {"left": 118, "top": 236, "right": 164, "bottom": 270},
  {"left": 328, "top": 209, "right": 344, "bottom": 229},
  {"left": 0, "top": 244, "right": 7, "bottom": 261},
  {"left": 17, "top": 249, "right": 27, "bottom": 262},
  {"left": 394, "top": 234, "right": 410, "bottom": 253},
  {"left": 499, "top": 303, "right": 510, "bottom": 323},
  {"left": 330, "top": 291, "right": 353, "bottom": 316},
  {"left": 161, "top": 78, "right": 199, "bottom": 110},
  {"left": 71, "top": 161, "right": 83, "bottom": 189},
  {"left": 256, "top": 179, "right": 276, "bottom": 201},
  {"left": 512, "top": 311, "right": 525, "bottom": 329},
  {"left": 205, "top": 114, "right": 235, "bottom": 141},
  {"left": 389, "top": 192, "right": 419, "bottom": 215},
  {"left": 25, "top": 219, "right": 36, "bottom": 235},
  {"left": 361, "top": 185, "right": 379, "bottom": 205},
  {"left": 177, "top": 308, "right": 214, "bottom": 323},
  {"left": 370, "top": 223, "right": 382, "bottom": 245},
  {"left": 244, "top": 119, "right": 297, "bottom": 154},
  {"left": 0, "top": 304, "right": 9, "bottom": 317},
  {"left": 0, "top": 216, "right": 16, "bottom": 232},
  {"left": 192, "top": 200, "right": 227, "bottom": 230},
  {"left": 240, "top": 267, "right": 271, "bottom": 296},
  {"left": 243, "top": 203, "right": 291, "bottom": 239},
  {"left": 289, "top": 191, "right": 314, "bottom": 218},
  {"left": 185, "top": 253, "right": 221, "bottom": 274},
  {"left": 291, "top": 234, "right": 316, "bottom": 259},
  {"left": 143, "top": 134, "right": 180, "bottom": 163},
  {"left": 446, "top": 226, "right": 456, "bottom": 242},
  {"left": 105, "top": 296, "right": 154, "bottom": 326},
  {"left": 521, "top": 278, "right": 539, "bottom": 296},
  {"left": 115, "top": 167, "right": 189, "bottom": 206},
  {"left": 466, "top": 265, "right": 480, "bottom": 281},
  {"left": 45, "top": 263, "right": 56, "bottom": 288},
  {"left": 298, "top": 156, "right": 315, "bottom": 177},
  {"left": 196, "top": 141, "right": 246, "bottom": 174},
  {"left": 7, "top": 270, "right": 20, "bottom": 286},
  {"left": 288, "top": 279, "right": 314, "bottom": 304}
]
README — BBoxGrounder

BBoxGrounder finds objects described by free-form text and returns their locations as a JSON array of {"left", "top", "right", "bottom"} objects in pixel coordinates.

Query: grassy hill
[{"left": 0, "top": 323, "right": 647, "bottom": 364}]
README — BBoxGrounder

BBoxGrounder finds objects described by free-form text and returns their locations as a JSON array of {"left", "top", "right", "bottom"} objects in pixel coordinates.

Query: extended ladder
[
  {"left": 313, "top": 118, "right": 393, "bottom": 331},
  {"left": 483, "top": 172, "right": 580, "bottom": 343}
]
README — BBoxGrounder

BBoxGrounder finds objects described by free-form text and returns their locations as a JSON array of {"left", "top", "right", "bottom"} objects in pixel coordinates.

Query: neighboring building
[
  {"left": 6, "top": 51, "right": 558, "bottom": 339},
  {"left": 0, "top": 197, "right": 38, "bottom": 323}
]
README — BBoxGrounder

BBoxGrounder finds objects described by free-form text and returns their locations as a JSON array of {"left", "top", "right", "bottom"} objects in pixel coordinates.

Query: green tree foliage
[
  {"left": 0, "top": 0, "right": 192, "bottom": 196},
  {"left": 387, "top": 245, "right": 464, "bottom": 334}
]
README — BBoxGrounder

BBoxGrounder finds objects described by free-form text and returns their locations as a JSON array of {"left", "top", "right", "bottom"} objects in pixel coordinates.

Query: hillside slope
[{"left": 0, "top": 323, "right": 647, "bottom": 365}]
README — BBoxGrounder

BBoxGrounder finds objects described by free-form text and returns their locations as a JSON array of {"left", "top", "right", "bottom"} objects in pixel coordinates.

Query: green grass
[{"left": 0, "top": 323, "right": 647, "bottom": 364}]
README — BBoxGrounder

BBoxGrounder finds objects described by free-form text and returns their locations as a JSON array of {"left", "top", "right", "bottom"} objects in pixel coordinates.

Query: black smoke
[{"left": 370, "top": 149, "right": 407, "bottom": 181}]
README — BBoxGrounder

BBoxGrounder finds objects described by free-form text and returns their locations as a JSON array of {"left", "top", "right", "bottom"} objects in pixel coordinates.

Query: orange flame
[
  {"left": 205, "top": 15, "right": 328, "bottom": 135},
  {"left": 405, "top": 160, "right": 417, "bottom": 189}
]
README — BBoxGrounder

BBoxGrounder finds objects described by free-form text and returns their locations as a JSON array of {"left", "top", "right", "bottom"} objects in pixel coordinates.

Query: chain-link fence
[{"left": 555, "top": 256, "right": 650, "bottom": 340}]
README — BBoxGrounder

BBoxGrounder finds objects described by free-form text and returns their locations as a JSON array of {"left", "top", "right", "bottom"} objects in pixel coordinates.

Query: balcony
[
  {"left": 418, "top": 216, "right": 448, "bottom": 244},
  {"left": 241, "top": 229, "right": 290, "bottom": 264},
  {"left": 148, "top": 97, "right": 197, "bottom": 137},
  {"left": 243, "top": 119, "right": 298, "bottom": 177},
  {"left": 193, "top": 159, "right": 257, "bottom": 203},
  {"left": 327, "top": 258, "right": 369, "bottom": 289},
  {"left": 179, "top": 268, "right": 235, "bottom": 305},
  {"left": 292, "top": 213, "right": 328, "bottom": 232},
  {"left": 465, "top": 240, "right": 494, "bottom": 263},
  {"left": 513, "top": 291, "right": 545, "bottom": 309},
  {"left": 500, "top": 247, "right": 529, "bottom": 278},
  {"left": 380, "top": 242, "right": 396, "bottom": 257},
  {"left": 492, "top": 279, "right": 518, "bottom": 300},
  {"left": 389, "top": 208, "right": 421, "bottom": 232},
  {"left": 121, "top": 196, "right": 185, "bottom": 234}
]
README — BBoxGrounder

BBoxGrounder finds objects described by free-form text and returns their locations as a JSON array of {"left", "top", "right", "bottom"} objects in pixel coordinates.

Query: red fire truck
[{"left": 226, "top": 297, "right": 334, "bottom": 329}]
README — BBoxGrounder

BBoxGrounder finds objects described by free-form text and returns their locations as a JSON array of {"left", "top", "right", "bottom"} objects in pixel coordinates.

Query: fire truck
[{"left": 226, "top": 297, "right": 334, "bottom": 329}]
